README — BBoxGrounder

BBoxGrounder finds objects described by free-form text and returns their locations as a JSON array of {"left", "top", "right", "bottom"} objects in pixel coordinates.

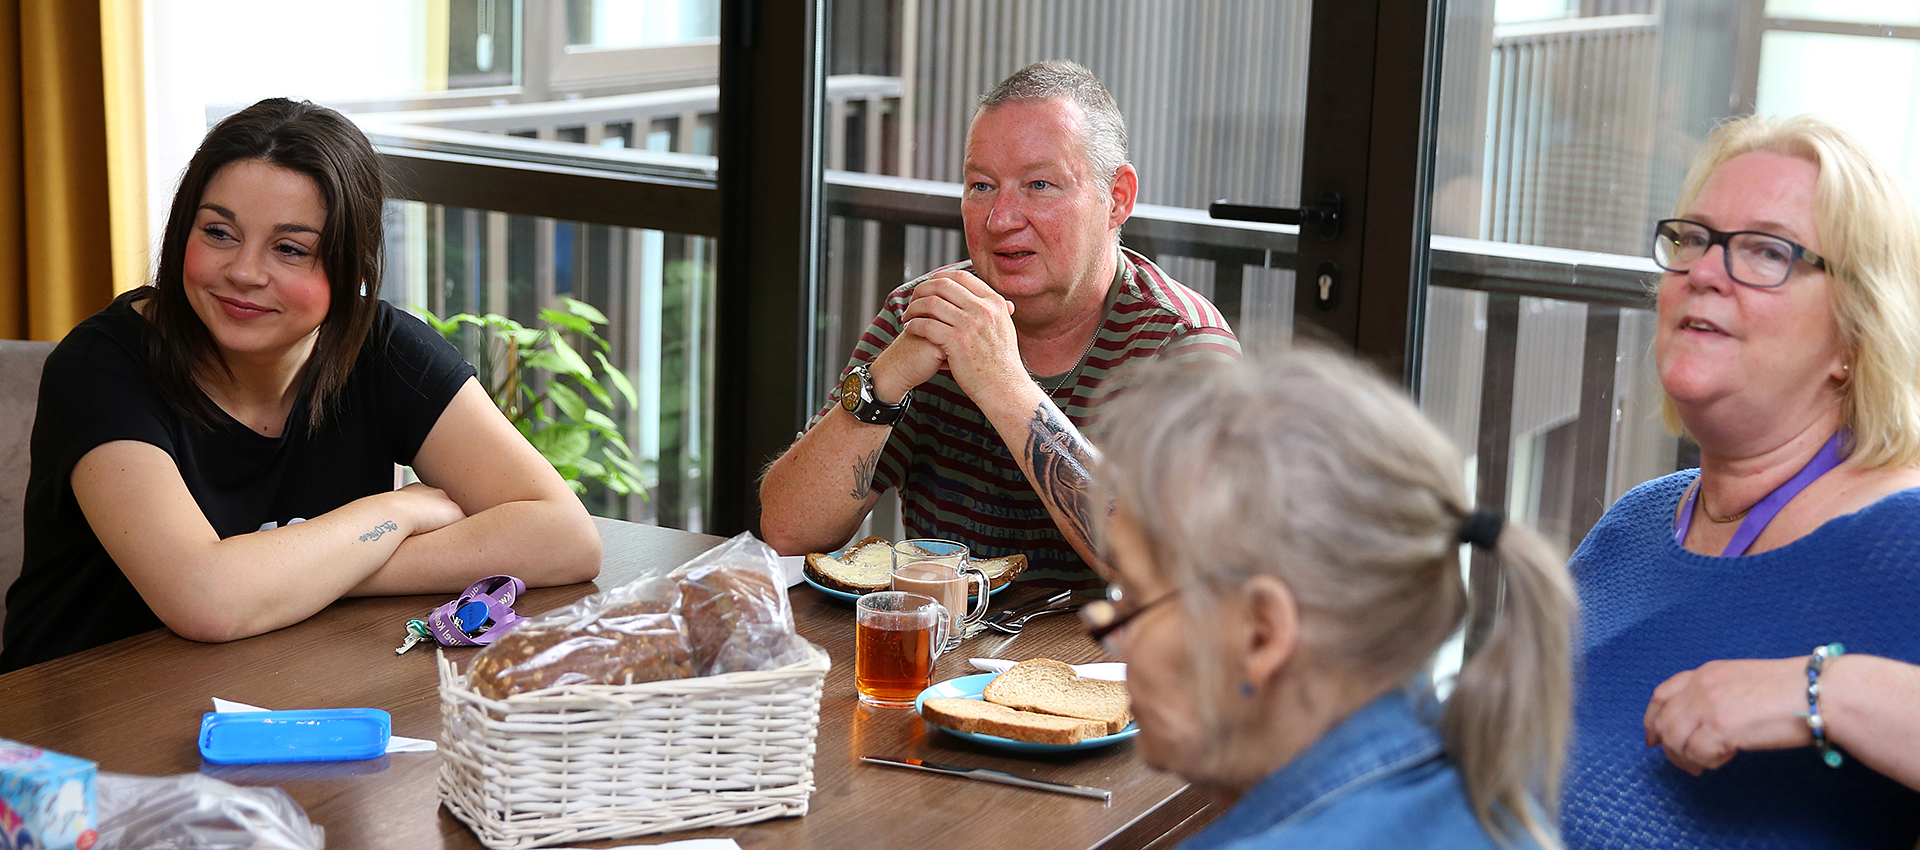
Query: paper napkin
[
  {"left": 552, "top": 842, "right": 741, "bottom": 850},
  {"left": 968, "top": 659, "right": 1126, "bottom": 681},
  {"left": 212, "top": 698, "right": 436, "bottom": 753}
]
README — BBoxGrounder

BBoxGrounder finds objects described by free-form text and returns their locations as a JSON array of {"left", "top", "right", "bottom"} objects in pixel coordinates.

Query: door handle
[{"left": 1207, "top": 191, "right": 1342, "bottom": 241}]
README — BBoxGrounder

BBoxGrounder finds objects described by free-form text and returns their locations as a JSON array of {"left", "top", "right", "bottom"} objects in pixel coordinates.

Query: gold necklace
[{"left": 1690, "top": 480, "right": 1751, "bottom": 523}]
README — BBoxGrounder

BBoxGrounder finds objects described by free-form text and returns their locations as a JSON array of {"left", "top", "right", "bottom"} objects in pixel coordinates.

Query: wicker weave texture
[{"left": 436, "top": 647, "right": 829, "bottom": 849}]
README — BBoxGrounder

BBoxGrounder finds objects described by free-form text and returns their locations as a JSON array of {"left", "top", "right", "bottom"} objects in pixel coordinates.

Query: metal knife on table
[{"left": 860, "top": 755, "right": 1112, "bottom": 801}]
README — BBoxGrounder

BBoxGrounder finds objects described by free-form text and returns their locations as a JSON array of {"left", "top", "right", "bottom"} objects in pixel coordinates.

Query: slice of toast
[
  {"left": 973, "top": 554, "right": 1029, "bottom": 590},
  {"left": 803, "top": 535, "right": 895, "bottom": 593},
  {"left": 983, "top": 658, "right": 1132, "bottom": 735},
  {"left": 805, "top": 537, "right": 1030, "bottom": 594},
  {"left": 920, "top": 697, "right": 1107, "bottom": 745}
]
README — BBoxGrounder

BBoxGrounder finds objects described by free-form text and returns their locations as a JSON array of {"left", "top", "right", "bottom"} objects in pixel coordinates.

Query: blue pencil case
[{"left": 198, "top": 708, "right": 391, "bottom": 765}]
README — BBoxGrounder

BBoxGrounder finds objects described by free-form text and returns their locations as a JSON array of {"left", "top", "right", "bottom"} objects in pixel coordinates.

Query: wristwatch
[{"left": 839, "top": 364, "right": 911, "bottom": 425}]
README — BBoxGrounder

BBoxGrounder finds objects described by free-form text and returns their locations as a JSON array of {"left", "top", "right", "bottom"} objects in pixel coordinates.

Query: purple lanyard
[{"left": 1675, "top": 431, "right": 1848, "bottom": 557}]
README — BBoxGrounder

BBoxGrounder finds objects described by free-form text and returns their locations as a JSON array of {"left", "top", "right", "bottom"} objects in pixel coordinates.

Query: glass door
[{"left": 813, "top": 0, "right": 1317, "bottom": 537}]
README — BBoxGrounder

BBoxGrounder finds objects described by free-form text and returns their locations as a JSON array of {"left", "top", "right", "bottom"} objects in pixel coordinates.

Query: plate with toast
[
  {"left": 914, "top": 659, "right": 1136, "bottom": 753},
  {"left": 803, "top": 535, "right": 1027, "bottom": 602}
]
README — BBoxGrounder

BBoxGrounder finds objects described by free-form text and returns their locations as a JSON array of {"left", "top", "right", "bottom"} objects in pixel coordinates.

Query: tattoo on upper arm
[
  {"left": 358, "top": 520, "right": 399, "bottom": 543},
  {"left": 1025, "top": 404, "right": 1097, "bottom": 547},
  {"left": 850, "top": 446, "right": 883, "bottom": 500}
]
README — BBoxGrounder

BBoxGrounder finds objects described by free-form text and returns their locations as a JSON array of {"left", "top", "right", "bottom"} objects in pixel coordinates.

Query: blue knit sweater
[{"left": 1564, "top": 471, "right": 1920, "bottom": 849}]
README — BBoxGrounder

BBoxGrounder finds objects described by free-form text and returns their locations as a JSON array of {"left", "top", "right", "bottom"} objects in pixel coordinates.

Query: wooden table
[{"left": 0, "top": 518, "right": 1214, "bottom": 849}]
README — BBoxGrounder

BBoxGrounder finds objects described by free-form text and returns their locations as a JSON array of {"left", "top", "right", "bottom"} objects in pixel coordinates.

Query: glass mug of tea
[
  {"left": 890, "top": 539, "right": 989, "bottom": 651},
  {"left": 854, "top": 591, "right": 951, "bottom": 708}
]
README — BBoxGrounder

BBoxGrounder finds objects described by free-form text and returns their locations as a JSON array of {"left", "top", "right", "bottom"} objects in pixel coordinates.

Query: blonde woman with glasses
[
  {"left": 1087, "top": 351, "right": 1574, "bottom": 849},
  {"left": 1562, "top": 114, "right": 1920, "bottom": 849}
]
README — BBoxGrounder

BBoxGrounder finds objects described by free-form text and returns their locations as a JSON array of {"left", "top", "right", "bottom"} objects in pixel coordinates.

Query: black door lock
[{"left": 1207, "top": 190, "right": 1342, "bottom": 241}]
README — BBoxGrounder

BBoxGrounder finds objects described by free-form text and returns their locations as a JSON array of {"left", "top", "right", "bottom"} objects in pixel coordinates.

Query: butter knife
[{"left": 860, "top": 755, "right": 1112, "bottom": 801}]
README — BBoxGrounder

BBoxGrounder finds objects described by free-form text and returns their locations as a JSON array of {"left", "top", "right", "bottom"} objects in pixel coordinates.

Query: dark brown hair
[{"left": 141, "top": 97, "right": 387, "bottom": 434}]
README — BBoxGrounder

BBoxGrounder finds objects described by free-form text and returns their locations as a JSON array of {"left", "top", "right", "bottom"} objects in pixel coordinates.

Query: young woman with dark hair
[{"left": 0, "top": 98, "right": 600, "bottom": 671}]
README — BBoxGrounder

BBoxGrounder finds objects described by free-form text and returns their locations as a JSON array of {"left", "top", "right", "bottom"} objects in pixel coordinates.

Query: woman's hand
[
  {"left": 389, "top": 481, "right": 467, "bottom": 536},
  {"left": 1643, "top": 657, "right": 1810, "bottom": 775}
]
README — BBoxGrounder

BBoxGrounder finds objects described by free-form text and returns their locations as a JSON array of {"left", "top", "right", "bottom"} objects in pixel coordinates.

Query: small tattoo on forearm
[
  {"left": 358, "top": 520, "right": 400, "bottom": 542},
  {"left": 850, "top": 446, "right": 883, "bottom": 500},
  {"left": 1026, "top": 404, "right": 1097, "bottom": 547}
]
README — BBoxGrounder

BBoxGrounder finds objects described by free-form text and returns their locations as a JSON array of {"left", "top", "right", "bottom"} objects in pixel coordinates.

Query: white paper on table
[
  {"left": 212, "top": 698, "right": 436, "bottom": 753},
  {"left": 552, "top": 842, "right": 742, "bottom": 850},
  {"left": 968, "top": 659, "right": 1126, "bottom": 681}
]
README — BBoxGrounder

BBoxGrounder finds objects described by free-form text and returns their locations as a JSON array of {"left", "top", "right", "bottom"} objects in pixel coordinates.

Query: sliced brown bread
[
  {"left": 806, "top": 537, "right": 1030, "bottom": 594},
  {"left": 920, "top": 697, "right": 1106, "bottom": 745},
  {"left": 973, "top": 554, "right": 1029, "bottom": 590},
  {"left": 982, "top": 658, "right": 1132, "bottom": 734},
  {"left": 803, "top": 535, "right": 894, "bottom": 593}
]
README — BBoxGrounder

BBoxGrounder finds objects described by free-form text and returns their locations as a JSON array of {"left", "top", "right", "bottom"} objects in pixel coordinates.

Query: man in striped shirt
[{"left": 761, "top": 61, "right": 1239, "bottom": 588}]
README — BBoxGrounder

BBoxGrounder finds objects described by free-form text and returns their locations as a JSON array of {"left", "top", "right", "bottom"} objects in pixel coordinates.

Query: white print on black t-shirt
[{"left": 257, "top": 517, "right": 309, "bottom": 532}]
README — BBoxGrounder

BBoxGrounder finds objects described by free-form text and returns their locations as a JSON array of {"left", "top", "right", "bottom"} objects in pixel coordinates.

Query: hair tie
[{"left": 1458, "top": 509, "right": 1504, "bottom": 550}]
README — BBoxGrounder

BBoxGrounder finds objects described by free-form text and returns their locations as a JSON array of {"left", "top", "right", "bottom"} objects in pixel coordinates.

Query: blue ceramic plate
[{"left": 913, "top": 672, "right": 1138, "bottom": 753}]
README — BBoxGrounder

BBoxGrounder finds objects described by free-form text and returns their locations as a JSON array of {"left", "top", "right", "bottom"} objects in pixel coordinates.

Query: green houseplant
[{"left": 420, "top": 297, "right": 645, "bottom": 497}]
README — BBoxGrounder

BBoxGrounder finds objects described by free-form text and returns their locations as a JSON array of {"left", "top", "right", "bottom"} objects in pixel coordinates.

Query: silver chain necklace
[{"left": 1036, "top": 328, "right": 1100, "bottom": 396}]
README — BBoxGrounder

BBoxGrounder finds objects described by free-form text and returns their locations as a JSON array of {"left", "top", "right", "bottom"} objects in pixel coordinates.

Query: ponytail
[{"left": 1443, "top": 519, "right": 1576, "bottom": 849}]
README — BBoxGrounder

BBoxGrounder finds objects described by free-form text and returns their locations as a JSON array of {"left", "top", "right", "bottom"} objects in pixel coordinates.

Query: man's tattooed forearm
[
  {"left": 850, "top": 446, "right": 883, "bottom": 500},
  {"left": 1025, "top": 404, "right": 1097, "bottom": 547},
  {"left": 358, "top": 520, "right": 400, "bottom": 542}
]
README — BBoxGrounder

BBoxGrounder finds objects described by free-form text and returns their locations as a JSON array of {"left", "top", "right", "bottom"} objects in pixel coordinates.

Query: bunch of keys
[{"left": 394, "top": 619, "right": 432, "bottom": 655}]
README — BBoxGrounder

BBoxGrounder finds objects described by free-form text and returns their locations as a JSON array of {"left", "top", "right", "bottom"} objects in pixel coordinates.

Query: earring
[{"left": 1239, "top": 682, "right": 1255, "bottom": 698}]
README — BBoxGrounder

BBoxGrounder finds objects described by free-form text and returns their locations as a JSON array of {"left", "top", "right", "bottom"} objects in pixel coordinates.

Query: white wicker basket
[{"left": 436, "top": 645, "right": 830, "bottom": 850}]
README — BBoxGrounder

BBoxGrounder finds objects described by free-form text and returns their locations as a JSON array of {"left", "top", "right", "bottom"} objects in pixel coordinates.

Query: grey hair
[
  {"left": 976, "top": 60, "right": 1129, "bottom": 187},
  {"left": 1092, "top": 351, "right": 1573, "bottom": 849}
]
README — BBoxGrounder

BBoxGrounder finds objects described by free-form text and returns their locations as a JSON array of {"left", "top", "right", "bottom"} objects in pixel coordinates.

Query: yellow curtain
[{"left": 0, "top": 0, "right": 145, "bottom": 342}]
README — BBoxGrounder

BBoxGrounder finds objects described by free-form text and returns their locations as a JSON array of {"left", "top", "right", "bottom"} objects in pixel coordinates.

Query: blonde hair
[
  {"left": 1094, "top": 351, "right": 1573, "bottom": 849},
  {"left": 1662, "top": 114, "right": 1920, "bottom": 467}
]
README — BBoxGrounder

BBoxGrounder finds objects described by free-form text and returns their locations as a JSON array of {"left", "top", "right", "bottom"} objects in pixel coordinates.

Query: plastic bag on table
[
  {"left": 466, "top": 573, "right": 693, "bottom": 699},
  {"left": 670, "top": 532, "right": 813, "bottom": 676},
  {"left": 94, "top": 772, "right": 322, "bottom": 850}
]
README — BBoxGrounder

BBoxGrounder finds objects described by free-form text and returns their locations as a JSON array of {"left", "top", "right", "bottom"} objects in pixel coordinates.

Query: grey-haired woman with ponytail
[{"left": 1087, "top": 350, "right": 1573, "bottom": 849}]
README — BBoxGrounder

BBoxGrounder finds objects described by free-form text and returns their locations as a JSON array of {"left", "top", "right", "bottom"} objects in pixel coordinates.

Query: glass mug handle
[
  {"left": 927, "top": 601, "right": 952, "bottom": 660},
  {"left": 959, "top": 567, "right": 991, "bottom": 630}
]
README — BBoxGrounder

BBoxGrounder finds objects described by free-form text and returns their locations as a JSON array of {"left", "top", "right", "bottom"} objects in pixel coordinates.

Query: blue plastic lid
[
  {"left": 198, "top": 708, "right": 391, "bottom": 765},
  {"left": 453, "top": 600, "right": 491, "bottom": 634}
]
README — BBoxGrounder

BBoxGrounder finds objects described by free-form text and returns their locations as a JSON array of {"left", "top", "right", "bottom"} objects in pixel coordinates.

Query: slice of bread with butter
[{"left": 803, "top": 536, "right": 1028, "bottom": 594}]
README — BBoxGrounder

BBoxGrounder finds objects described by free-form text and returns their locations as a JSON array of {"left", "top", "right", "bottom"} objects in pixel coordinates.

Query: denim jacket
[{"left": 1178, "top": 688, "right": 1548, "bottom": 850}]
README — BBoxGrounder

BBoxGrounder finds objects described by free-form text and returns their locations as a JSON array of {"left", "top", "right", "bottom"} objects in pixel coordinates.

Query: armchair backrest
[{"left": 0, "top": 340, "right": 55, "bottom": 651}]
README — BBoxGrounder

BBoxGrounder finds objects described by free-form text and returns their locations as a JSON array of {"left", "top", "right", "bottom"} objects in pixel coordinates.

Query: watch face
[{"left": 841, "top": 370, "right": 862, "bottom": 411}]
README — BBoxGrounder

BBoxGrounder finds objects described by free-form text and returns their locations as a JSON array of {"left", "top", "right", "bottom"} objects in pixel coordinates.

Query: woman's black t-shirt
[{"left": 0, "top": 291, "right": 476, "bottom": 671}]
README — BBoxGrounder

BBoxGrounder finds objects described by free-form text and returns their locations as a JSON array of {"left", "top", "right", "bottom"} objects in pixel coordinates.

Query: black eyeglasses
[
  {"left": 1080, "top": 584, "right": 1181, "bottom": 651},
  {"left": 1652, "top": 218, "right": 1828, "bottom": 289}
]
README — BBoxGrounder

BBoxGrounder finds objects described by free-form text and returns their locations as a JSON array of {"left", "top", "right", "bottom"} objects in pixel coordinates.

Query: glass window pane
[
  {"left": 1426, "top": 2, "right": 1920, "bottom": 556},
  {"left": 819, "top": 0, "right": 1309, "bottom": 376},
  {"left": 1766, "top": 0, "right": 1920, "bottom": 27},
  {"left": 818, "top": 0, "right": 1312, "bottom": 537},
  {"left": 566, "top": 0, "right": 718, "bottom": 47},
  {"left": 387, "top": 201, "right": 716, "bottom": 527},
  {"left": 147, "top": 1, "right": 724, "bottom": 527},
  {"left": 1758, "top": 31, "right": 1920, "bottom": 197}
]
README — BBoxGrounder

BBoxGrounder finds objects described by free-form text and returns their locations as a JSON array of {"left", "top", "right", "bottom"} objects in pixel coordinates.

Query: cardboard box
[{"left": 0, "top": 739, "right": 96, "bottom": 850}]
